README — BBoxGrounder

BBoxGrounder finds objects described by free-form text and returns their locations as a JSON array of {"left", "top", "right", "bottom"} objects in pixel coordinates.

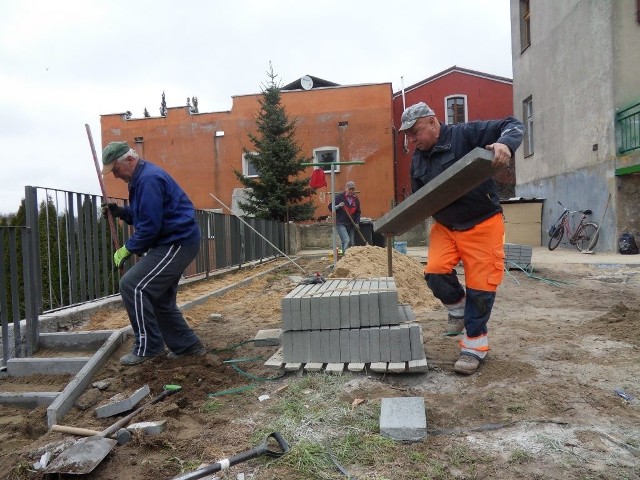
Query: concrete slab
[
  {"left": 0, "top": 392, "right": 59, "bottom": 408},
  {"left": 46, "top": 327, "right": 130, "bottom": 428},
  {"left": 253, "top": 329, "right": 282, "bottom": 347},
  {"left": 380, "top": 397, "right": 427, "bottom": 442},
  {"left": 38, "top": 331, "right": 115, "bottom": 350},
  {"left": 127, "top": 420, "right": 167, "bottom": 435},
  {"left": 7, "top": 357, "right": 91, "bottom": 377},
  {"left": 373, "top": 148, "right": 497, "bottom": 235},
  {"left": 95, "top": 384, "right": 150, "bottom": 419}
]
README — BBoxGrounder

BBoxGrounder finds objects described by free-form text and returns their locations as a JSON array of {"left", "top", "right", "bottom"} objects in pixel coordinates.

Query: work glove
[
  {"left": 113, "top": 246, "right": 132, "bottom": 268},
  {"left": 336, "top": 202, "right": 345, "bottom": 208},
  {"left": 101, "top": 203, "right": 124, "bottom": 219}
]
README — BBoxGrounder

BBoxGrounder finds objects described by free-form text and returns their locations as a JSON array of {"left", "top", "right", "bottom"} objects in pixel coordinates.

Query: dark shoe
[
  {"left": 446, "top": 314, "right": 464, "bottom": 335},
  {"left": 120, "top": 351, "right": 163, "bottom": 366},
  {"left": 454, "top": 354, "right": 481, "bottom": 375},
  {"left": 167, "top": 342, "right": 207, "bottom": 359}
]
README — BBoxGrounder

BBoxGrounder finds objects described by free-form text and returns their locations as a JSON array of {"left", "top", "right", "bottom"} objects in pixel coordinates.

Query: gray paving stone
[
  {"left": 369, "top": 326, "right": 381, "bottom": 363},
  {"left": 310, "top": 330, "right": 322, "bottom": 363},
  {"left": 349, "top": 329, "right": 361, "bottom": 363},
  {"left": 282, "top": 331, "right": 294, "bottom": 361},
  {"left": 339, "top": 280, "right": 352, "bottom": 329},
  {"left": 330, "top": 330, "right": 341, "bottom": 363},
  {"left": 310, "top": 283, "right": 323, "bottom": 330},
  {"left": 409, "top": 324, "right": 423, "bottom": 360},
  {"left": 321, "top": 330, "right": 331, "bottom": 362},
  {"left": 340, "top": 329, "right": 351, "bottom": 363},
  {"left": 253, "top": 329, "right": 282, "bottom": 347},
  {"left": 359, "top": 328, "right": 371, "bottom": 363},
  {"left": 359, "top": 283, "right": 370, "bottom": 328},
  {"left": 389, "top": 326, "right": 402, "bottom": 363},
  {"left": 368, "top": 279, "right": 380, "bottom": 327},
  {"left": 379, "top": 326, "right": 391, "bottom": 362},
  {"left": 95, "top": 384, "right": 150, "bottom": 419},
  {"left": 329, "top": 281, "right": 343, "bottom": 330},
  {"left": 399, "top": 324, "right": 412, "bottom": 361},
  {"left": 373, "top": 148, "right": 497, "bottom": 235},
  {"left": 349, "top": 281, "right": 361, "bottom": 328},
  {"left": 380, "top": 397, "right": 427, "bottom": 442}
]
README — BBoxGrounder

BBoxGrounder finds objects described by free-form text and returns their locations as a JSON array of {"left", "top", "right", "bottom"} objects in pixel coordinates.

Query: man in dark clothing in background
[
  {"left": 101, "top": 142, "right": 206, "bottom": 366},
  {"left": 399, "top": 102, "right": 524, "bottom": 375},
  {"left": 328, "top": 180, "right": 361, "bottom": 254}
]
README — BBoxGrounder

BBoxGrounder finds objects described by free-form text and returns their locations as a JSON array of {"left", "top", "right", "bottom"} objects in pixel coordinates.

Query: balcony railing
[{"left": 617, "top": 101, "right": 640, "bottom": 154}]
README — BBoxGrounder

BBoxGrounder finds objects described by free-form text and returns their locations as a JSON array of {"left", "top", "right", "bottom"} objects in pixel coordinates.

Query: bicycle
[{"left": 547, "top": 201, "right": 599, "bottom": 251}]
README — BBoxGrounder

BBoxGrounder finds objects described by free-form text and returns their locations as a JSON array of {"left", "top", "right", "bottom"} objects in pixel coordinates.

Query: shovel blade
[{"left": 45, "top": 435, "right": 117, "bottom": 474}]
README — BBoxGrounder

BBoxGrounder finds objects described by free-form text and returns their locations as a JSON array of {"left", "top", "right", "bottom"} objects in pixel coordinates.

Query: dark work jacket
[
  {"left": 410, "top": 117, "right": 524, "bottom": 231},
  {"left": 119, "top": 159, "right": 200, "bottom": 255},
  {"left": 328, "top": 193, "right": 361, "bottom": 226}
]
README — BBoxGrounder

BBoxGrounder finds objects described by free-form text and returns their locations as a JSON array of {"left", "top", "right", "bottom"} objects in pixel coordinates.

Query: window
[
  {"left": 520, "top": 0, "right": 531, "bottom": 51},
  {"left": 242, "top": 152, "right": 260, "bottom": 178},
  {"left": 523, "top": 96, "right": 534, "bottom": 157},
  {"left": 313, "top": 147, "right": 340, "bottom": 173},
  {"left": 445, "top": 95, "right": 467, "bottom": 125}
]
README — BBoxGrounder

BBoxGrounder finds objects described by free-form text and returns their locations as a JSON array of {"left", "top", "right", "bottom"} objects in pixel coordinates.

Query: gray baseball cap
[{"left": 398, "top": 102, "right": 436, "bottom": 132}]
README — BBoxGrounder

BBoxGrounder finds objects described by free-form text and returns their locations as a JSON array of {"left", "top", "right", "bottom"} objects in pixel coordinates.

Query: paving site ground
[{"left": 0, "top": 245, "right": 639, "bottom": 480}]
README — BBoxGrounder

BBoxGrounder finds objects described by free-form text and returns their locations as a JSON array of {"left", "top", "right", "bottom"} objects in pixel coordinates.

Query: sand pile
[{"left": 331, "top": 245, "right": 440, "bottom": 310}]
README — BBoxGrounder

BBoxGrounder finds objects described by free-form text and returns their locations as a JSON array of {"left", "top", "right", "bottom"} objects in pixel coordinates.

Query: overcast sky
[{"left": 0, "top": 0, "right": 513, "bottom": 215}]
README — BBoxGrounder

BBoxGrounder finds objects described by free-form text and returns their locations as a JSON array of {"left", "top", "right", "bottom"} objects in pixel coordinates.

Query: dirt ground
[{"left": 1, "top": 246, "right": 639, "bottom": 479}]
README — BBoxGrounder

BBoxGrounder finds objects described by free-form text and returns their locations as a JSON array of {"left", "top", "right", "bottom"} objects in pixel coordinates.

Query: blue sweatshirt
[
  {"left": 119, "top": 160, "right": 200, "bottom": 255},
  {"left": 410, "top": 117, "right": 524, "bottom": 231}
]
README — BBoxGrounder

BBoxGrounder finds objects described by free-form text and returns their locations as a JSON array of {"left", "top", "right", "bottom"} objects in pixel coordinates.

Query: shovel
[
  {"left": 170, "top": 431, "right": 290, "bottom": 480},
  {"left": 44, "top": 384, "right": 182, "bottom": 475},
  {"left": 44, "top": 436, "right": 118, "bottom": 475}
]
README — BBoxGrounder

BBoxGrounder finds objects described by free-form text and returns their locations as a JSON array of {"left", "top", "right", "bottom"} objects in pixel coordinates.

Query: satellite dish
[{"left": 301, "top": 75, "right": 313, "bottom": 90}]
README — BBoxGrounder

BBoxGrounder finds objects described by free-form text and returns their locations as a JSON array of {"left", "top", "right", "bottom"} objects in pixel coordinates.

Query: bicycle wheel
[
  {"left": 574, "top": 222, "right": 599, "bottom": 252},
  {"left": 548, "top": 225, "right": 564, "bottom": 250}
]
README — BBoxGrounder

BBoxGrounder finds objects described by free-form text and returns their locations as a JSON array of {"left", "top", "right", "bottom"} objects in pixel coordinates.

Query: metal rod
[
  {"left": 385, "top": 233, "right": 393, "bottom": 277},
  {"left": 208, "top": 193, "right": 307, "bottom": 274}
]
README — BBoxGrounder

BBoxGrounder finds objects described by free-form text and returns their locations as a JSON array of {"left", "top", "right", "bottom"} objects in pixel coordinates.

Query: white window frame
[
  {"left": 523, "top": 96, "right": 534, "bottom": 157},
  {"left": 444, "top": 95, "right": 468, "bottom": 125},
  {"left": 313, "top": 147, "right": 340, "bottom": 173},
  {"left": 242, "top": 152, "right": 260, "bottom": 178}
]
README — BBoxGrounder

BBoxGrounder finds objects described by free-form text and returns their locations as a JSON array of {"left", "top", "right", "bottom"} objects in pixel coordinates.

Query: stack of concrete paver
[
  {"left": 504, "top": 243, "right": 533, "bottom": 270},
  {"left": 281, "top": 278, "right": 425, "bottom": 365}
]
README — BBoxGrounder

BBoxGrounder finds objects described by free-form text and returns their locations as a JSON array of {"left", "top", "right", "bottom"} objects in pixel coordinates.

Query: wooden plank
[{"left": 373, "top": 148, "right": 498, "bottom": 235}]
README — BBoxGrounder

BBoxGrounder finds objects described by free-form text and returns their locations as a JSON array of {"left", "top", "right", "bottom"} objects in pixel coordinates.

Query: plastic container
[{"left": 393, "top": 241, "right": 407, "bottom": 254}]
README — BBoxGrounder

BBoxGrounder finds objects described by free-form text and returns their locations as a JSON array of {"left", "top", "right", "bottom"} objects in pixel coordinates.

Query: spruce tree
[{"left": 234, "top": 65, "right": 315, "bottom": 222}]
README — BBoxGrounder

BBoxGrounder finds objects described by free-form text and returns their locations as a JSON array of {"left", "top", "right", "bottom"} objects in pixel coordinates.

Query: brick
[
  {"left": 379, "top": 326, "right": 390, "bottom": 363},
  {"left": 349, "top": 281, "right": 361, "bottom": 328},
  {"left": 369, "top": 327, "right": 381, "bottom": 363},
  {"left": 359, "top": 328, "right": 371, "bottom": 363},
  {"left": 340, "top": 329, "right": 351, "bottom": 363},
  {"left": 389, "top": 326, "right": 402, "bottom": 363},
  {"left": 310, "top": 330, "right": 322, "bottom": 363},
  {"left": 339, "top": 280, "right": 352, "bottom": 329},
  {"left": 330, "top": 330, "right": 341, "bottom": 363},
  {"left": 349, "top": 329, "right": 361, "bottom": 363}
]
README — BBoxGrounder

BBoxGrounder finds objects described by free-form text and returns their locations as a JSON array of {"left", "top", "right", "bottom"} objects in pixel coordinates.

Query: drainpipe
[{"left": 392, "top": 125, "right": 398, "bottom": 204}]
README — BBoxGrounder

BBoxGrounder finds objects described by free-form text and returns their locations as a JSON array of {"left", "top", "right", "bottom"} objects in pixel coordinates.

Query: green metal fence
[{"left": 617, "top": 101, "right": 640, "bottom": 154}]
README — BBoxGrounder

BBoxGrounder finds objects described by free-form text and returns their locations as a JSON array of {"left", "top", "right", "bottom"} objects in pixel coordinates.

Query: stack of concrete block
[
  {"left": 281, "top": 278, "right": 424, "bottom": 364},
  {"left": 504, "top": 243, "right": 533, "bottom": 269}
]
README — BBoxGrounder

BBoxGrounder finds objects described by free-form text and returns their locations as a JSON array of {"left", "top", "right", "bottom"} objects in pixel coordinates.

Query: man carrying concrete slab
[{"left": 399, "top": 102, "right": 524, "bottom": 374}]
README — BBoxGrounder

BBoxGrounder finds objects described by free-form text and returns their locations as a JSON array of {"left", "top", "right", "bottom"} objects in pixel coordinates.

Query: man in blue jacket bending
[
  {"left": 399, "top": 102, "right": 524, "bottom": 375},
  {"left": 101, "top": 142, "right": 206, "bottom": 366}
]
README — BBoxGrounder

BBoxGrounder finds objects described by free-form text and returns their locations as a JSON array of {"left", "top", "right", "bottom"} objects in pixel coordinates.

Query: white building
[{"left": 510, "top": 0, "right": 640, "bottom": 251}]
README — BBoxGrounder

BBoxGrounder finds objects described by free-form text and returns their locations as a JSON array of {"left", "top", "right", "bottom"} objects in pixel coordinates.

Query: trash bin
[
  {"left": 372, "top": 231, "right": 386, "bottom": 248},
  {"left": 355, "top": 221, "right": 373, "bottom": 246}
]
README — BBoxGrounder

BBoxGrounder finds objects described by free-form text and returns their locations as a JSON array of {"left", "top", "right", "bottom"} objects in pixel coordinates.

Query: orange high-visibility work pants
[{"left": 424, "top": 213, "right": 505, "bottom": 358}]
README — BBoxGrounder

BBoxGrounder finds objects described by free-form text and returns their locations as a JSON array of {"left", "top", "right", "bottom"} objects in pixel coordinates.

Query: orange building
[
  {"left": 393, "top": 66, "right": 515, "bottom": 203},
  {"left": 101, "top": 79, "right": 395, "bottom": 221}
]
